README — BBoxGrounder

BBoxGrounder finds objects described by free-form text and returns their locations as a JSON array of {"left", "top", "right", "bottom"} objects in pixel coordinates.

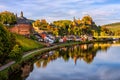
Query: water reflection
[
  {"left": 21, "top": 62, "right": 33, "bottom": 79},
  {"left": 26, "top": 42, "right": 120, "bottom": 80},
  {"left": 35, "top": 42, "right": 112, "bottom": 69},
  {"left": 8, "top": 41, "right": 120, "bottom": 80}
]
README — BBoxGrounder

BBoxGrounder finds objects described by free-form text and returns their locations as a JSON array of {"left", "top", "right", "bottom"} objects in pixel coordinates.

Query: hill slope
[
  {"left": 15, "top": 34, "right": 44, "bottom": 52},
  {"left": 102, "top": 22, "right": 120, "bottom": 32}
]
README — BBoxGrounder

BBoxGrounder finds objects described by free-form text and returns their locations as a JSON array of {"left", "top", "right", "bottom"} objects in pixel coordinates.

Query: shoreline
[{"left": 0, "top": 39, "right": 114, "bottom": 72}]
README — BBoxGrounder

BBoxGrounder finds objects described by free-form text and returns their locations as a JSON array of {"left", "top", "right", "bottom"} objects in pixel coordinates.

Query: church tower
[
  {"left": 15, "top": 13, "right": 17, "bottom": 18},
  {"left": 20, "top": 11, "right": 23, "bottom": 17}
]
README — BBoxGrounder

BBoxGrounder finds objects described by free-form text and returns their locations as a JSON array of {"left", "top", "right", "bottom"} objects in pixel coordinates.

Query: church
[{"left": 9, "top": 11, "right": 34, "bottom": 36}]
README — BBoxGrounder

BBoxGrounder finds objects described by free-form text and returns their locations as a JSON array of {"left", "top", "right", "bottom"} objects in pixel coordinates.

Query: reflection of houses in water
[
  {"left": 80, "top": 44, "right": 93, "bottom": 51},
  {"left": 21, "top": 63, "right": 33, "bottom": 79},
  {"left": 60, "top": 47, "right": 67, "bottom": 51},
  {"left": 41, "top": 51, "right": 55, "bottom": 59},
  {"left": 42, "top": 54, "right": 49, "bottom": 59},
  {"left": 70, "top": 44, "right": 97, "bottom": 64},
  {"left": 35, "top": 51, "right": 57, "bottom": 68},
  {"left": 80, "top": 44, "right": 88, "bottom": 50},
  {"left": 34, "top": 43, "right": 111, "bottom": 68}
]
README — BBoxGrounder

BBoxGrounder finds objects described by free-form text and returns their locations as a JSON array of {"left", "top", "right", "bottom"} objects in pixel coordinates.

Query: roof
[{"left": 17, "top": 16, "right": 31, "bottom": 24}]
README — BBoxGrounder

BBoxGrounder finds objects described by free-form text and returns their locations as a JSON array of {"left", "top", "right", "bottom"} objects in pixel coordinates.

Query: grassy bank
[{"left": 15, "top": 34, "right": 44, "bottom": 52}]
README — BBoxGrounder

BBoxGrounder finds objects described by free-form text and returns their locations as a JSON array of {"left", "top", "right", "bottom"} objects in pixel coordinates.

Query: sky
[{"left": 0, "top": 0, "right": 120, "bottom": 25}]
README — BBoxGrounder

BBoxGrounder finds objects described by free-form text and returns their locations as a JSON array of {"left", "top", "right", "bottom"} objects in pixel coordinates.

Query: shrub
[{"left": 9, "top": 45, "right": 22, "bottom": 61}]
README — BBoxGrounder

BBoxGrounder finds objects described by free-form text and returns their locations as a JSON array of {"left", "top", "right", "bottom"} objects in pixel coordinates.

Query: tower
[
  {"left": 15, "top": 13, "right": 17, "bottom": 18},
  {"left": 20, "top": 11, "right": 23, "bottom": 17},
  {"left": 73, "top": 16, "right": 76, "bottom": 22}
]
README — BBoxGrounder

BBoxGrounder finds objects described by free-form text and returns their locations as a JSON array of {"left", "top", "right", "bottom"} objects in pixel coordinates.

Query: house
[
  {"left": 39, "top": 32, "right": 54, "bottom": 44},
  {"left": 9, "top": 24, "right": 33, "bottom": 36},
  {"left": 9, "top": 11, "right": 34, "bottom": 36},
  {"left": 59, "top": 36, "right": 67, "bottom": 42}
]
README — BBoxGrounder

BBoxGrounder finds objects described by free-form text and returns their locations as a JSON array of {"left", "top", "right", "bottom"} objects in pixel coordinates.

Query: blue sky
[{"left": 0, "top": 0, "right": 120, "bottom": 25}]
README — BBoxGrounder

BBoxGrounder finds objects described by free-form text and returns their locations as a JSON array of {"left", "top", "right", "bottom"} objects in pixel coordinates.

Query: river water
[{"left": 10, "top": 41, "right": 120, "bottom": 80}]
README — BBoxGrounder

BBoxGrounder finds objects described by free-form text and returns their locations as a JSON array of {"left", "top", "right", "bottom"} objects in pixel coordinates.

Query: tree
[
  {"left": 32, "top": 19, "right": 48, "bottom": 30},
  {"left": 0, "top": 23, "right": 13, "bottom": 55},
  {"left": 53, "top": 28, "right": 58, "bottom": 36},
  {"left": 32, "top": 20, "right": 41, "bottom": 27},
  {"left": 81, "top": 15, "right": 93, "bottom": 25},
  {"left": 72, "top": 15, "right": 97, "bottom": 36},
  {"left": 52, "top": 20, "right": 72, "bottom": 36},
  {"left": 0, "top": 23, "right": 17, "bottom": 63},
  {"left": 9, "top": 44, "right": 22, "bottom": 61},
  {"left": 0, "top": 11, "right": 17, "bottom": 25},
  {"left": 97, "top": 26, "right": 101, "bottom": 36}
]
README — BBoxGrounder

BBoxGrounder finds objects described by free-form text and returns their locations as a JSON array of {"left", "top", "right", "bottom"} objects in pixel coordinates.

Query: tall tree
[
  {"left": 0, "top": 23, "right": 16, "bottom": 63},
  {"left": 0, "top": 11, "right": 17, "bottom": 25}
]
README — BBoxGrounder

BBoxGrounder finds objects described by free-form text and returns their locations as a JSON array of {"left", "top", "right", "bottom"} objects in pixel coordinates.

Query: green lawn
[{"left": 15, "top": 34, "right": 44, "bottom": 52}]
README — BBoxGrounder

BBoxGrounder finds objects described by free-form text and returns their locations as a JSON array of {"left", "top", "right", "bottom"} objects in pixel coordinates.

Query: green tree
[
  {"left": 9, "top": 44, "right": 22, "bottom": 61},
  {"left": 0, "top": 11, "right": 17, "bottom": 25},
  {"left": 0, "top": 23, "right": 16, "bottom": 63}
]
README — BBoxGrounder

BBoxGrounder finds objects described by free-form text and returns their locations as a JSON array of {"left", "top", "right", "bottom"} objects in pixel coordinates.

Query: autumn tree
[
  {"left": 81, "top": 15, "right": 93, "bottom": 25},
  {"left": 32, "top": 20, "right": 41, "bottom": 27},
  {"left": 32, "top": 19, "right": 49, "bottom": 30},
  {"left": 52, "top": 20, "right": 72, "bottom": 36}
]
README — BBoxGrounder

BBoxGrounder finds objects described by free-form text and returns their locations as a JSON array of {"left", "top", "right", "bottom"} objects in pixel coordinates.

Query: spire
[
  {"left": 15, "top": 13, "right": 17, "bottom": 18},
  {"left": 20, "top": 11, "right": 23, "bottom": 17},
  {"left": 73, "top": 16, "right": 76, "bottom": 22}
]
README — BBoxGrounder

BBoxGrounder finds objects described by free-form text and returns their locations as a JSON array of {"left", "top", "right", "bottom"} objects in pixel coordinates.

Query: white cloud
[
  {"left": 0, "top": 5, "right": 7, "bottom": 11},
  {"left": 0, "top": 0, "right": 120, "bottom": 25}
]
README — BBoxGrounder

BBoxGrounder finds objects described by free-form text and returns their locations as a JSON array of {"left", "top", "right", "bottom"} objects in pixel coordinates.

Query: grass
[
  {"left": 102, "top": 22, "right": 120, "bottom": 32},
  {"left": 15, "top": 34, "right": 44, "bottom": 52}
]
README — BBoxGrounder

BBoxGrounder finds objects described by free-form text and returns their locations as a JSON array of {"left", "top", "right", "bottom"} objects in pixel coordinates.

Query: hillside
[
  {"left": 102, "top": 22, "right": 120, "bottom": 32},
  {"left": 15, "top": 34, "right": 44, "bottom": 52}
]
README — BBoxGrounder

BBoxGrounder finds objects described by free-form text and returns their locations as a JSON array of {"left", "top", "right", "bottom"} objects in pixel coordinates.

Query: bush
[
  {"left": 9, "top": 45, "right": 22, "bottom": 61},
  {"left": 30, "top": 34, "right": 37, "bottom": 40},
  {"left": 54, "top": 38, "right": 59, "bottom": 43}
]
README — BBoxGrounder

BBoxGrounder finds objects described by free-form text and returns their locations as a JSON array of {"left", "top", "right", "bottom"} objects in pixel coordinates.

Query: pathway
[
  {"left": 0, "top": 45, "right": 58, "bottom": 71},
  {"left": 0, "top": 61, "right": 15, "bottom": 71}
]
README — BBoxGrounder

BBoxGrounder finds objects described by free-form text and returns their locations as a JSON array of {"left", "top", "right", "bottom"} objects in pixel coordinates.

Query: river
[{"left": 9, "top": 41, "right": 120, "bottom": 80}]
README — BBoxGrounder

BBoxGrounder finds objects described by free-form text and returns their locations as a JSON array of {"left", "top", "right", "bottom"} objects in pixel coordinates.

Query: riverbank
[
  {"left": 0, "top": 39, "right": 114, "bottom": 70},
  {"left": 0, "top": 39, "right": 115, "bottom": 79}
]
